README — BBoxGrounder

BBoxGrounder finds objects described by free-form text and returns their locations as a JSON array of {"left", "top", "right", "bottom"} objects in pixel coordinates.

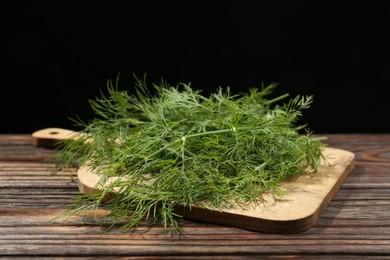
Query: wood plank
[
  {"left": 0, "top": 133, "right": 389, "bottom": 257},
  {"left": 1, "top": 207, "right": 389, "bottom": 231},
  {"left": 1, "top": 243, "right": 389, "bottom": 257}
]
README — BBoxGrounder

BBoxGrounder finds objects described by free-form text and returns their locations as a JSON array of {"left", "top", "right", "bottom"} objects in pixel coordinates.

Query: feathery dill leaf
[{"left": 50, "top": 75, "right": 325, "bottom": 232}]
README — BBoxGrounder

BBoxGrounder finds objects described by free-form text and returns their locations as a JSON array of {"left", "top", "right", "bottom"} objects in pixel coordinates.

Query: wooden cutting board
[{"left": 32, "top": 128, "right": 355, "bottom": 233}]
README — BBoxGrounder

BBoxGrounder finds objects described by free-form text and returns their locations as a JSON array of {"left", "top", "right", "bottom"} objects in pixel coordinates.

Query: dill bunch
[{"left": 51, "top": 75, "right": 325, "bottom": 232}]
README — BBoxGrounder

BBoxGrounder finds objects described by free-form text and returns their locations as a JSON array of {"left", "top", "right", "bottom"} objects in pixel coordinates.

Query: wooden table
[{"left": 1, "top": 133, "right": 389, "bottom": 258}]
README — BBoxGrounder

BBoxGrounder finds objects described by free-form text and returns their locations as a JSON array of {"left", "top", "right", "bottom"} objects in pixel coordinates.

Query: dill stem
[
  {"left": 180, "top": 136, "right": 187, "bottom": 179},
  {"left": 264, "top": 93, "right": 290, "bottom": 105},
  {"left": 145, "top": 128, "right": 235, "bottom": 160},
  {"left": 185, "top": 128, "right": 234, "bottom": 139}
]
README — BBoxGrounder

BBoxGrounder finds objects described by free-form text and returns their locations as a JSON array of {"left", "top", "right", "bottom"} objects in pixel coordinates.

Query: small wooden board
[{"left": 33, "top": 128, "right": 355, "bottom": 233}]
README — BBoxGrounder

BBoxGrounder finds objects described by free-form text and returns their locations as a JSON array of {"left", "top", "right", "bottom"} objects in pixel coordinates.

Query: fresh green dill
[{"left": 50, "top": 75, "right": 325, "bottom": 232}]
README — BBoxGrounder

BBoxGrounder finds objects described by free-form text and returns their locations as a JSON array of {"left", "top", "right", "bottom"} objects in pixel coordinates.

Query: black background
[{"left": 3, "top": 1, "right": 390, "bottom": 134}]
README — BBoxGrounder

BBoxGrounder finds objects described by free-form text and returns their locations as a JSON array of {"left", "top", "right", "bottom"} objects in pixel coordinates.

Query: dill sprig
[{"left": 51, "top": 75, "right": 325, "bottom": 232}]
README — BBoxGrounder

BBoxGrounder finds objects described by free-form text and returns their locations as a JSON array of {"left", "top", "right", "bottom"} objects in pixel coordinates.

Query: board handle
[{"left": 32, "top": 128, "right": 77, "bottom": 148}]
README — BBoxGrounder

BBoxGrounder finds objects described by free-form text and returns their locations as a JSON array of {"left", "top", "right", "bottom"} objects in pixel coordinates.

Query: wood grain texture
[{"left": 1, "top": 133, "right": 390, "bottom": 258}]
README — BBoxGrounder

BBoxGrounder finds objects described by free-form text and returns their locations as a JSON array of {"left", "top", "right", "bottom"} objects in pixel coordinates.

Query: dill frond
[{"left": 50, "top": 75, "right": 326, "bottom": 232}]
